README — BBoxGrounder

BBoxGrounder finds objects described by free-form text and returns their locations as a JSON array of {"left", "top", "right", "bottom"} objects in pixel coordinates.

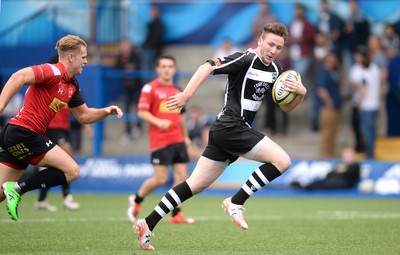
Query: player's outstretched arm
[
  {"left": 166, "top": 63, "right": 213, "bottom": 110},
  {"left": 70, "top": 104, "right": 123, "bottom": 124},
  {"left": 0, "top": 67, "right": 35, "bottom": 115}
]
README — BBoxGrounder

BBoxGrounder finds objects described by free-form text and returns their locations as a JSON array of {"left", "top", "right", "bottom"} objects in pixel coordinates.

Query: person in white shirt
[{"left": 348, "top": 46, "right": 381, "bottom": 159}]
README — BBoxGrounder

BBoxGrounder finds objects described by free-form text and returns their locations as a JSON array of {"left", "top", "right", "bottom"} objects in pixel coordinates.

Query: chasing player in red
[{"left": 0, "top": 34, "right": 123, "bottom": 221}]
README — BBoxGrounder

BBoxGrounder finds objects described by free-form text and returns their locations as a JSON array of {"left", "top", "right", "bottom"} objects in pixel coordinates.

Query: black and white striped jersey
[{"left": 207, "top": 48, "right": 282, "bottom": 130}]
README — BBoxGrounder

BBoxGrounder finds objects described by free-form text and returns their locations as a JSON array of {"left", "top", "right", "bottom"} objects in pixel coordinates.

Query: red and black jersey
[
  {"left": 48, "top": 106, "right": 70, "bottom": 131},
  {"left": 9, "top": 62, "right": 84, "bottom": 136},
  {"left": 138, "top": 79, "right": 184, "bottom": 151}
]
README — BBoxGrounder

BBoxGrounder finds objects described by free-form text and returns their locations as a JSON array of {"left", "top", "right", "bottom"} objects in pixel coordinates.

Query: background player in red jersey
[
  {"left": 127, "top": 55, "right": 194, "bottom": 225},
  {"left": 0, "top": 34, "right": 123, "bottom": 221}
]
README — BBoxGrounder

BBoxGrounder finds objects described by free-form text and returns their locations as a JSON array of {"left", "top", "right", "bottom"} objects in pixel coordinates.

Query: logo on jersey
[
  {"left": 49, "top": 98, "right": 67, "bottom": 113},
  {"left": 46, "top": 140, "right": 53, "bottom": 147},
  {"left": 68, "top": 88, "right": 74, "bottom": 97},
  {"left": 159, "top": 100, "right": 180, "bottom": 113},
  {"left": 252, "top": 82, "right": 270, "bottom": 101},
  {"left": 271, "top": 72, "right": 278, "bottom": 82}
]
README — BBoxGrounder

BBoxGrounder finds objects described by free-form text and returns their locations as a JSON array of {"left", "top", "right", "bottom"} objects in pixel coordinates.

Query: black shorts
[
  {"left": 151, "top": 143, "right": 189, "bottom": 166},
  {"left": 202, "top": 124, "right": 264, "bottom": 164},
  {"left": 0, "top": 124, "right": 56, "bottom": 169},
  {"left": 46, "top": 128, "right": 70, "bottom": 145}
]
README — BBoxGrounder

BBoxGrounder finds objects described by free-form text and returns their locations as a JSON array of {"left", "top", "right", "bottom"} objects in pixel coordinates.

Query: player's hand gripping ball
[{"left": 272, "top": 70, "right": 300, "bottom": 105}]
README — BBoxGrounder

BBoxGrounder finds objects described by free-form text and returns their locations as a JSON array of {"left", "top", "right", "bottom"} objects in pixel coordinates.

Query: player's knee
[
  {"left": 278, "top": 155, "right": 291, "bottom": 173},
  {"left": 174, "top": 173, "right": 188, "bottom": 183},
  {"left": 68, "top": 165, "right": 80, "bottom": 181},
  {"left": 186, "top": 179, "right": 207, "bottom": 195},
  {"left": 155, "top": 176, "right": 168, "bottom": 186}
]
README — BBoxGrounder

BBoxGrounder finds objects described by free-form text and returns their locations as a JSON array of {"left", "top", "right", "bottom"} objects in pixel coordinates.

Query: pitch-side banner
[{"left": 73, "top": 157, "right": 400, "bottom": 196}]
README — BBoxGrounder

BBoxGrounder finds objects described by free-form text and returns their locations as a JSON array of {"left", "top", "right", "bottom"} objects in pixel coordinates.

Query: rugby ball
[{"left": 272, "top": 70, "right": 300, "bottom": 105}]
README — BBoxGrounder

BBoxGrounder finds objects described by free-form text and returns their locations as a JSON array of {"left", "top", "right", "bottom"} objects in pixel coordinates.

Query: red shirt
[
  {"left": 9, "top": 62, "right": 84, "bottom": 136},
  {"left": 138, "top": 79, "right": 183, "bottom": 151},
  {"left": 48, "top": 106, "right": 70, "bottom": 131}
]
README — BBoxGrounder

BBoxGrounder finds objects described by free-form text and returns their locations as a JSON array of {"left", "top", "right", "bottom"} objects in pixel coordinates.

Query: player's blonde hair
[
  {"left": 55, "top": 35, "right": 87, "bottom": 56},
  {"left": 262, "top": 22, "right": 289, "bottom": 43}
]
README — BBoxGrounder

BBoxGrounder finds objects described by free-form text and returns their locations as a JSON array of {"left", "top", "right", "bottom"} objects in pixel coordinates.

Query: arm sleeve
[
  {"left": 68, "top": 78, "right": 85, "bottom": 108},
  {"left": 207, "top": 51, "right": 246, "bottom": 75},
  {"left": 137, "top": 84, "right": 153, "bottom": 111},
  {"left": 31, "top": 64, "right": 60, "bottom": 87}
]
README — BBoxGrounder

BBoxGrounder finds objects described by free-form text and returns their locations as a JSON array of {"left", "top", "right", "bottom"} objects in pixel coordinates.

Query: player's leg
[
  {"left": 230, "top": 135, "right": 290, "bottom": 206},
  {"left": 5, "top": 146, "right": 78, "bottom": 212},
  {"left": 35, "top": 185, "right": 57, "bottom": 212},
  {"left": 2, "top": 146, "right": 79, "bottom": 220},
  {"left": 57, "top": 140, "right": 80, "bottom": 210},
  {"left": 220, "top": 134, "right": 291, "bottom": 230},
  {"left": 134, "top": 156, "right": 227, "bottom": 250},
  {"left": 127, "top": 164, "right": 169, "bottom": 222},
  {"left": 17, "top": 145, "right": 79, "bottom": 191}
]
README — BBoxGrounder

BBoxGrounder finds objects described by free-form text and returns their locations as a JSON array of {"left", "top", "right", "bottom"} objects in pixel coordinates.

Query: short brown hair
[
  {"left": 261, "top": 22, "right": 289, "bottom": 43},
  {"left": 55, "top": 35, "right": 87, "bottom": 55},
  {"left": 156, "top": 55, "right": 176, "bottom": 67}
]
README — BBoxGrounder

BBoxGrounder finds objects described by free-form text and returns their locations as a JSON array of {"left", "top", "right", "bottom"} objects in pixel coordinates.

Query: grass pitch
[{"left": 0, "top": 193, "right": 399, "bottom": 255}]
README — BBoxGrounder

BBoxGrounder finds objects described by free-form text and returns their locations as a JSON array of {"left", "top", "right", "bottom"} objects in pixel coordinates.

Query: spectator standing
[
  {"left": 141, "top": 5, "right": 164, "bottom": 83},
  {"left": 310, "top": 33, "right": 332, "bottom": 131},
  {"left": 315, "top": 52, "right": 342, "bottom": 158},
  {"left": 367, "top": 35, "right": 389, "bottom": 137},
  {"left": 288, "top": 3, "right": 316, "bottom": 85},
  {"left": 386, "top": 54, "right": 400, "bottom": 136},
  {"left": 348, "top": 46, "right": 381, "bottom": 159},
  {"left": 114, "top": 38, "right": 142, "bottom": 143},
  {"left": 342, "top": 0, "right": 370, "bottom": 75},
  {"left": 317, "top": 0, "right": 344, "bottom": 56},
  {"left": 249, "top": 1, "right": 277, "bottom": 48},
  {"left": 381, "top": 23, "right": 400, "bottom": 60}
]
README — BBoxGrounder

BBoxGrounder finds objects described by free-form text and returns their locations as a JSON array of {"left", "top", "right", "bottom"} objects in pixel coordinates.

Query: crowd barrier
[{"left": 70, "top": 156, "right": 400, "bottom": 198}]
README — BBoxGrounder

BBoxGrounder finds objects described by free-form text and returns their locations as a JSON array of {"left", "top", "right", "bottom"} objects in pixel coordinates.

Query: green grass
[{"left": 1, "top": 193, "right": 400, "bottom": 255}]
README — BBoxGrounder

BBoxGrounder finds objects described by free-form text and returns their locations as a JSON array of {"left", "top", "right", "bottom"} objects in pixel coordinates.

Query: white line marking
[{"left": 2, "top": 211, "right": 400, "bottom": 223}]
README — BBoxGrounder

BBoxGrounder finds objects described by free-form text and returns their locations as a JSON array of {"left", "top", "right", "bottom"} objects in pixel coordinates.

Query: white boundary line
[{"left": 2, "top": 211, "right": 400, "bottom": 223}]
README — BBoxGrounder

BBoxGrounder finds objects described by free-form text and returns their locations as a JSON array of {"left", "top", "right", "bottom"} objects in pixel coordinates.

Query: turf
[{"left": 0, "top": 193, "right": 399, "bottom": 255}]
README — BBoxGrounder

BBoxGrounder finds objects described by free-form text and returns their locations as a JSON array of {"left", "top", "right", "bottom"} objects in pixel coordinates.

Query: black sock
[
  {"left": 38, "top": 187, "right": 49, "bottom": 201},
  {"left": 62, "top": 183, "right": 70, "bottom": 198},
  {"left": 134, "top": 193, "right": 143, "bottom": 204},
  {"left": 18, "top": 168, "right": 67, "bottom": 194},
  {"left": 231, "top": 163, "right": 282, "bottom": 205},
  {"left": 145, "top": 181, "right": 193, "bottom": 231}
]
